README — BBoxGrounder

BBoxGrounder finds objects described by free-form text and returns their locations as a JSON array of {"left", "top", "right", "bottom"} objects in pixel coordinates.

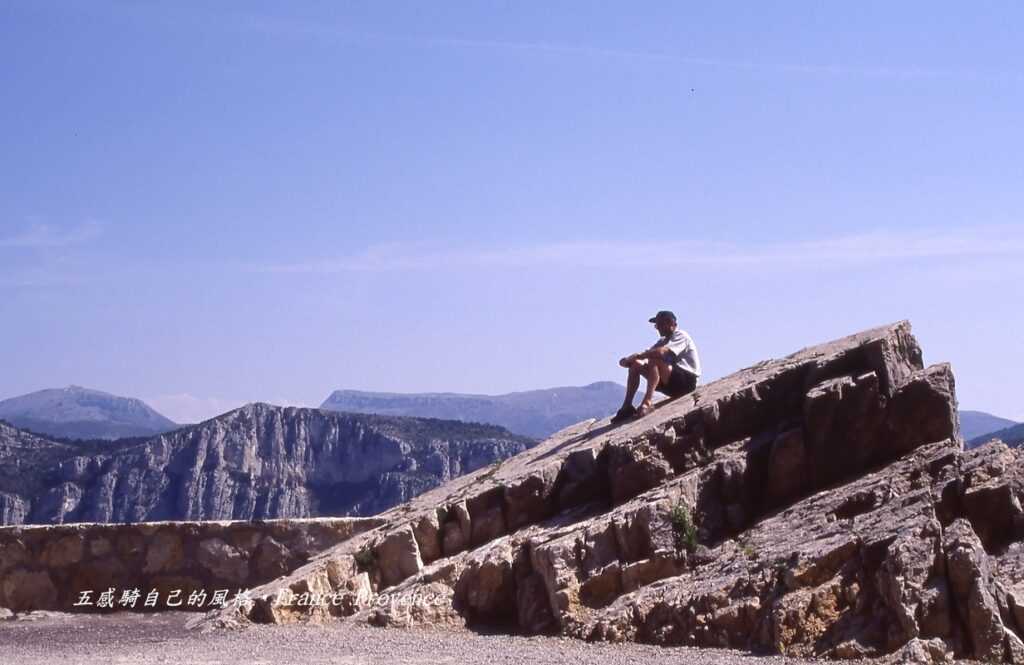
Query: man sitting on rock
[{"left": 611, "top": 310, "right": 701, "bottom": 423}]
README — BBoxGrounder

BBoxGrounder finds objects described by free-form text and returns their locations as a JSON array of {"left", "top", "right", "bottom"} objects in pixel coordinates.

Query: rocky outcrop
[
  {"left": 0, "top": 406, "right": 534, "bottom": 525},
  {"left": 321, "top": 382, "right": 625, "bottom": 439},
  {"left": 0, "top": 517, "right": 382, "bottom": 612},
  {"left": 178, "top": 321, "right": 1024, "bottom": 662}
]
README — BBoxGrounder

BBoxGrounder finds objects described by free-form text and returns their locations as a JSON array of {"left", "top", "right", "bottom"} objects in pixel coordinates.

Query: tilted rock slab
[{"left": 192, "top": 322, "right": 1024, "bottom": 662}]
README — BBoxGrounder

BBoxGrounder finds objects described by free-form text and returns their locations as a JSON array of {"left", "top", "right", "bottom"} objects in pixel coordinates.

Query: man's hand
[
  {"left": 619, "top": 354, "right": 638, "bottom": 368},
  {"left": 638, "top": 347, "right": 671, "bottom": 362}
]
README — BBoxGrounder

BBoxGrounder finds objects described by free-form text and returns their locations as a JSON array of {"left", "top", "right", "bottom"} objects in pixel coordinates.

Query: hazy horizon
[
  {"left": 3, "top": 3, "right": 1022, "bottom": 423},
  {"left": 1, "top": 375, "right": 1018, "bottom": 427}
]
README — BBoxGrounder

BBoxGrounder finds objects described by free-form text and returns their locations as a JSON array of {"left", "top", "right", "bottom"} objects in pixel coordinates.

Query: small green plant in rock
[
  {"left": 353, "top": 546, "right": 376, "bottom": 572},
  {"left": 669, "top": 501, "right": 699, "bottom": 553}
]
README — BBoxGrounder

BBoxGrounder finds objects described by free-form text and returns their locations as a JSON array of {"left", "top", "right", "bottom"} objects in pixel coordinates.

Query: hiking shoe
[{"left": 610, "top": 405, "right": 637, "bottom": 424}]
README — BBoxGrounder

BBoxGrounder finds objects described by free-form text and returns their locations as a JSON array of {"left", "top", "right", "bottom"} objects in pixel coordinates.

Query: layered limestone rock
[
  {"left": 179, "top": 321, "right": 1024, "bottom": 662},
  {"left": 0, "top": 407, "right": 534, "bottom": 525}
]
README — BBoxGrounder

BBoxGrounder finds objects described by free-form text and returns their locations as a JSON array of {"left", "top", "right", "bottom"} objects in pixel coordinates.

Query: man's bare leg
[
  {"left": 639, "top": 357, "right": 672, "bottom": 415},
  {"left": 638, "top": 362, "right": 660, "bottom": 414},
  {"left": 621, "top": 360, "right": 645, "bottom": 410}
]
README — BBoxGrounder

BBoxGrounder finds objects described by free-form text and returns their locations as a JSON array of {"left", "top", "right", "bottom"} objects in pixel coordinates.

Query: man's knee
[
  {"left": 627, "top": 358, "right": 647, "bottom": 373},
  {"left": 650, "top": 358, "right": 670, "bottom": 383}
]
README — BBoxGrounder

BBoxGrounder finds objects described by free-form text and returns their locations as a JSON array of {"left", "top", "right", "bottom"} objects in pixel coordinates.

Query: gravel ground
[{"left": 0, "top": 611, "right": 974, "bottom": 665}]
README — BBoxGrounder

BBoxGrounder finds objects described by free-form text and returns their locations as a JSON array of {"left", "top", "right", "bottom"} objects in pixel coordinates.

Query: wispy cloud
[
  {"left": 227, "top": 13, "right": 1022, "bottom": 84},
  {"left": 261, "top": 225, "right": 1024, "bottom": 275},
  {"left": 59, "top": 6, "right": 1024, "bottom": 84},
  {"left": 0, "top": 221, "right": 107, "bottom": 289},
  {"left": 0, "top": 221, "right": 105, "bottom": 249},
  {"left": 429, "top": 37, "right": 1007, "bottom": 82},
  {"left": 146, "top": 394, "right": 247, "bottom": 424},
  {"left": 913, "top": 256, "right": 1024, "bottom": 285},
  {"left": 0, "top": 266, "right": 88, "bottom": 289},
  {"left": 147, "top": 393, "right": 312, "bottom": 424}
]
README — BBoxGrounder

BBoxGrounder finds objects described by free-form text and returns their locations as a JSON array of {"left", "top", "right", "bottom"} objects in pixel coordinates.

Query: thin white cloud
[
  {"left": 915, "top": 256, "right": 1024, "bottom": 285},
  {"left": 147, "top": 393, "right": 312, "bottom": 425},
  {"left": 225, "top": 13, "right": 1021, "bottom": 84},
  {"left": 58, "top": 6, "right": 1022, "bottom": 83},
  {"left": 0, "top": 223, "right": 106, "bottom": 289},
  {"left": 146, "top": 394, "right": 245, "bottom": 424},
  {"left": 429, "top": 37, "right": 1007, "bottom": 82},
  {"left": 261, "top": 226, "right": 1024, "bottom": 275},
  {"left": 0, "top": 221, "right": 104, "bottom": 249}
]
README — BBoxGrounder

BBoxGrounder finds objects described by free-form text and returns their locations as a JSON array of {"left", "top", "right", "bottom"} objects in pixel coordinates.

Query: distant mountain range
[
  {"left": 320, "top": 381, "right": 624, "bottom": 439},
  {"left": 0, "top": 382, "right": 626, "bottom": 442},
  {"left": 0, "top": 386, "right": 177, "bottom": 440},
  {"left": 1, "top": 380, "right": 1018, "bottom": 526},
  {"left": 959, "top": 410, "right": 1019, "bottom": 443},
  {"left": 968, "top": 421, "right": 1024, "bottom": 449},
  {"left": 2, "top": 384, "right": 1013, "bottom": 453},
  {"left": 0, "top": 403, "right": 534, "bottom": 525}
]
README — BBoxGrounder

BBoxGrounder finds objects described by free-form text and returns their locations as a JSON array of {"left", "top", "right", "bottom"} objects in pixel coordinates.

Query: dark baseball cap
[{"left": 648, "top": 310, "right": 676, "bottom": 323}]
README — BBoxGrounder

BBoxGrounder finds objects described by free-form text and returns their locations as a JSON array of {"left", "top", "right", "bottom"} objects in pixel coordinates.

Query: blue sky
[{"left": 2, "top": 1, "right": 1022, "bottom": 423}]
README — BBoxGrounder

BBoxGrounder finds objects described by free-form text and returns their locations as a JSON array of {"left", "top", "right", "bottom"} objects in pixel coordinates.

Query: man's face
[{"left": 654, "top": 317, "right": 676, "bottom": 337}]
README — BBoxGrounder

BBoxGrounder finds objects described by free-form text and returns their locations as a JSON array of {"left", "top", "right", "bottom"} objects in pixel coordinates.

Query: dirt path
[{"left": 0, "top": 611, "right": 859, "bottom": 665}]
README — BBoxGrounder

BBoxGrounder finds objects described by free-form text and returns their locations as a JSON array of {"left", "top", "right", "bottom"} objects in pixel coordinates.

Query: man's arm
[
  {"left": 619, "top": 345, "right": 674, "bottom": 367},
  {"left": 637, "top": 346, "right": 674, "bottom": 361}
]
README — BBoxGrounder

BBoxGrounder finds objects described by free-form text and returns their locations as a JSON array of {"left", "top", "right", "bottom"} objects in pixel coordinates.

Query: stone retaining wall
[{"left": 0, "top": 517, "right": 385, "bottom": 612}]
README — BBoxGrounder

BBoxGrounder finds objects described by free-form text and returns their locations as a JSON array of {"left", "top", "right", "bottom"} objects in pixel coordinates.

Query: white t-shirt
[{"left": 653, "top": 329, "right": 702, "bottom": 377}]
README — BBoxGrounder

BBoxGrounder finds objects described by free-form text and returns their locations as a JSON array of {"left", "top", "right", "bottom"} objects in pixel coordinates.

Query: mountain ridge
[
  {"left": 0, "top": 385, "right": 177, "bottom": 440},
  {"left": 969, "top": 420, "right": 1024, "bottom": 449},
  {"left": 959, "top": 409, "right": 1019, "bottom": 443},
  {"left": 321, "top": 381, "right": 625, "bottom": 438},
  {"left": 0, "top": 403, "right": 535, "bottom": 526}
]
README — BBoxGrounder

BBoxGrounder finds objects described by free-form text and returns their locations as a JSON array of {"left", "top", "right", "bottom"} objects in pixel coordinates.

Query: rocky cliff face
[
  {"left": 193, "top": 322, "right": 1024, "bottom": 663},
  {"left": 0, "top": 405, "right": 534, "bottom": 525},
  {"left": 0, "top": 385, "right": 177, "bottom": 440},
  {"left": 0, "top": 425, "right": 82, "bottom": 525},
  {"left": 321, "top": 382, "right": 625, "bottom": 439}
]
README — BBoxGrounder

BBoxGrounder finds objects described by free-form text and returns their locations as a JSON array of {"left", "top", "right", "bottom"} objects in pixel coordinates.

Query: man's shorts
[{"left": 656, "top": 369, "right": 698, "bottom": 398}]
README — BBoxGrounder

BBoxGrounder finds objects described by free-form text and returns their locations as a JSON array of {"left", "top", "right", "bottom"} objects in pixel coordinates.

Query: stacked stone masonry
[{"left": 0, "top": 517, "right": 382, "bottom": 611}]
